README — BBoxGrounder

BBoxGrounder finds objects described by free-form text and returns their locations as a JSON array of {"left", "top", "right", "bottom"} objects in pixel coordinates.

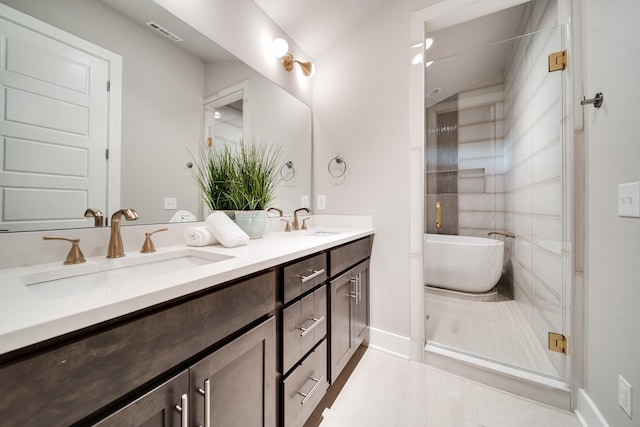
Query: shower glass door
[{"left": 424, "top": 24, "right": 569, "bottom": 381}]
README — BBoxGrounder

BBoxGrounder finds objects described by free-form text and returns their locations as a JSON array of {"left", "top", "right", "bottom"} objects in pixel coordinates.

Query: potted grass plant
[
  {"left": 192, "top": 142, "right": 237, "bottom": 218},
  {"left": 192, "top": 138, "right": 282, "bottom": 238},
  {"left": 228, "top": 139, "right": 282, "bottom": 238}
]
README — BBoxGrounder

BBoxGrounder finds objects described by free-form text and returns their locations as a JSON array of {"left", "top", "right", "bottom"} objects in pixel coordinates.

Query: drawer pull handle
[
  {"left": 299, "top": 268, "right": 325, "bottom": 283},
  {"left": 197, "top": 379, "right": 211, "bottom": 427},
  {"left": 297, "top": 374, "right": 325, "bottom": 405},
  {"left": 298, "top": 316, "right": 325, "bottom": 337},
  {"left": 174, "top": 393, "right": 188, "bottom": 427},
  {"left": 349, "top": 276, "right": 358, "bottom": 303}
]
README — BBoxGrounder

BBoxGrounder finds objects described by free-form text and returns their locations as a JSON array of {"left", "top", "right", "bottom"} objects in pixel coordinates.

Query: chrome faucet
[
  {"left": 293, "top": 207, "right": 310, "bottom": 231},
  {"left": 107, "top": 209, "right": 139, "bottom": 258}
]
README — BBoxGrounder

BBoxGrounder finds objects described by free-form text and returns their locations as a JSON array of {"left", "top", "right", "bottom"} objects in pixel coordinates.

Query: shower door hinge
[
  {"left": 107, "top": 80, "right": 111, "bottom": 92},
  {"left": 548, "top": 50, "right": 567, "bottom": 72},
  {"left": 548, "top": 332, "right": 567, "bottom": 354}
]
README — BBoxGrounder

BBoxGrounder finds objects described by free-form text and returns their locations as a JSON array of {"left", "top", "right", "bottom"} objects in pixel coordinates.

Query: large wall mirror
[{"left": 0, "top": 0, "right": 312, "bottom": 232}]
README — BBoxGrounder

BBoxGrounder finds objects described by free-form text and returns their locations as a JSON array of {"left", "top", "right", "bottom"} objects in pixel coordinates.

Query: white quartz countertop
[{"left": 0, "top": 225, "right": 373, "bottom": 356}]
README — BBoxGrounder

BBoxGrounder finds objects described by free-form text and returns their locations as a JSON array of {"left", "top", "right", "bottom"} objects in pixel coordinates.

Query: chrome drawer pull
[
  {"left": 298, "top": 316, "right": 325, "bottom": 337},
  {"left": 349, "top": 277, "right": 357, "bottom": 302},
  {"left": 174, "top": 393, "right": 188, "bottom": 427},
  {"left": 197, "top": 379, "right": 211, "bottom": 427},
  {"left": 299, "top": 268, "right": 325, "bottom": 283},
  {"left": 297, "top": 374, "right": 325, "bottom": 405}
]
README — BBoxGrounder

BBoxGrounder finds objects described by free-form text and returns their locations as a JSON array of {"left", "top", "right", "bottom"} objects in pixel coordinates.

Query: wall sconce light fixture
[{"left": 271, "top": 37, "right": 315, "bottom": 78}]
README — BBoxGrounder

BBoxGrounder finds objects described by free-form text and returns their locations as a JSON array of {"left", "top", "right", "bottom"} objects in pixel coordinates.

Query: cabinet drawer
[
  {"left": 329, "top": 236, "right": 371, "bottom": 277},
  {"left": 282, "top": 285, "right": 327, "bottom": 374},
  {"left": 0, "top": 270, "right": 276, "bottom": 427},
  {"left": 283, "top": 340, "right": 328, "bottom": 427},
  {"left": 282, "top": 253, "right": 327, "bottom": 303}
]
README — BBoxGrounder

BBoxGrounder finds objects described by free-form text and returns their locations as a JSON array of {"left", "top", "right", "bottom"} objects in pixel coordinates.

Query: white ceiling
[{"left": 254, "top": 0, "right": 388, "bottom": 58}]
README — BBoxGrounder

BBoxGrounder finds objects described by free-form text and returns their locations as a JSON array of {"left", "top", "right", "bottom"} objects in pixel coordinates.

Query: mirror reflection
[{"left": 0, "top": 0, "right": 311, "bottom": 232}]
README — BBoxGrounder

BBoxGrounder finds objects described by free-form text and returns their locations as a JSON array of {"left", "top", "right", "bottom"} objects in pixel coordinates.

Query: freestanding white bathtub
[{"left": 424, "top": 233, "right": 504, "bottom": 293}]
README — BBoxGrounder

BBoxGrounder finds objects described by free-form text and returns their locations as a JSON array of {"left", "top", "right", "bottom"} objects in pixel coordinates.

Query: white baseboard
[
  {"left": 368, "top": 327, "right": 411, "bottom": 359},
  {"left": 575, "top": 388, "right": 610, "bottom": 427}
]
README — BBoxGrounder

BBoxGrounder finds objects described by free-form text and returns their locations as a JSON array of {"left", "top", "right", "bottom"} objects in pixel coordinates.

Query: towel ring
[
  {"left": 280, "top": 161, "right": 295, "bottom": 181},
  {"left": 328, "top": 155, "right": 347, "bottom": 178}
]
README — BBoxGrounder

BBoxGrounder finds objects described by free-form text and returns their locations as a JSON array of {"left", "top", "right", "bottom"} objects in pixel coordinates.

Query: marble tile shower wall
[
  {"left": 503, "top": 0, "right": 564, "bottom": 375},
  {"left": 457, "top": 85, "right": 505, "bottom": 238}
]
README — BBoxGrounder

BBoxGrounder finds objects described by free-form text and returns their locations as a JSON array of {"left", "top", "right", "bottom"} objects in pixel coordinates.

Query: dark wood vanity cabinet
[
  {"left": 0, "top": 234, "right": 373, "bottom": 427},
  {"left": 279, "top": 254, "right": 329, "bottom": 427},
  {"left": 278, "top": 235, "right": 373, "bottom": 426},
  {"left": 0, "top": 270, "right": 277, "bottom": 427},
  {"left": 329, "top": 237, "right": 372, "bottom": 384}
]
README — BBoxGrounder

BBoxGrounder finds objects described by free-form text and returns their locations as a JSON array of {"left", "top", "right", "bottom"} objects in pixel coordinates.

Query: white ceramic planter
[{"left": 234, "top": 210, "right": 266, "bottom": 239}]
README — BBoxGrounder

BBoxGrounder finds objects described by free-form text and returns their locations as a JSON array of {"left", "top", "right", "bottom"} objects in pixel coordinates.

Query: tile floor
[
  {"left": 425, "top": 291, "right": 559, "bottom": 377},
  {"left": 316, "top": 348, "right": 580, "bottom": 427}
]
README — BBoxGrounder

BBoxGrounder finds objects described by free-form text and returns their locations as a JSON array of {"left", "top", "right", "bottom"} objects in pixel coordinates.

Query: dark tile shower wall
[{"left": 425, "top": 95, "right": 458, "bottom": 235}]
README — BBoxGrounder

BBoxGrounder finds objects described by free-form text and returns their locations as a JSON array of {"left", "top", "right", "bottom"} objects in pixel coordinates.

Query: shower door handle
[{"left": 436, "top": 202, "right": 441, "bottom": 229}]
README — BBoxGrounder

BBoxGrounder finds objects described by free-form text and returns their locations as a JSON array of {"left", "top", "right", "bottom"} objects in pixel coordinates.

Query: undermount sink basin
[
  {"left": 21, "top": 249, "right": 233, "bottom": 299},
  {"left": 305, "top": 229, "right": 342, "bottom": 237}
]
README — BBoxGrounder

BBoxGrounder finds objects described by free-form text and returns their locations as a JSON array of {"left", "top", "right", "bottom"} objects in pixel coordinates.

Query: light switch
[{"left": 618, "top": 182, "right": 640, "bottom": 217}]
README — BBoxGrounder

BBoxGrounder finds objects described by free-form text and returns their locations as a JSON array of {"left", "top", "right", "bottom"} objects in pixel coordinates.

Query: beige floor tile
[{"left": 319, "top": 348, "right": 579, "bottom": 427}]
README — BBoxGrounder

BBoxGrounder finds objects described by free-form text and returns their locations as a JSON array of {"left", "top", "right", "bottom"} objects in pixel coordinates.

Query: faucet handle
[
  {"left": 140, "top": 228, "right": 168, "bottom": 253},
  {"left": 281, "top": 219, "right": 292, "bottom": 232},
  {"left": 301, "top": 217, "right": 310, "bottom": 230},
  {"left": 43, "top": 236, "right": 86, "bottom": 265}
]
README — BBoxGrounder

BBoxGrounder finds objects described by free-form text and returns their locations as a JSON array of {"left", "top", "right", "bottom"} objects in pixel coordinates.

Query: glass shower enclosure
[{"left": 423, "top": 24, "right": 571, "bottom": 383}]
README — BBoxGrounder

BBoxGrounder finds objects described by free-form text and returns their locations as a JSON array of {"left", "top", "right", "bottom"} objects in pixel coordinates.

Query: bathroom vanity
[{"left": 0, "top": 223, "right": 373, "bottom": 427}]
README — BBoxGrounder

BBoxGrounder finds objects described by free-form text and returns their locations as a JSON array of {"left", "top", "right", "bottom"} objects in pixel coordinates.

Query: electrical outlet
[
  {"left": 301, "top": 195, "right": 310, "bottom": 208},
  {"left": 618, "top": 375, "right": 633, "bottom": 418},
  {"left": 317, "top": 195, "right": 326, "bottom": 210},
  {"left": 164, "top": 197, "right": 177, "bottom": 210},
  {"left": 618, "top": 182, "right": 640, "bottom": 217}
]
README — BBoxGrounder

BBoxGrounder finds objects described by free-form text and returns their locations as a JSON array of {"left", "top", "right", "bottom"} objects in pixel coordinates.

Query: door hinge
[
  {"left": 106, "top": 148, "right": 109, "bottom": 160},
  {"left": 548, "top": 332, "right": 567, "bottom": 354},
  {"left": 548, "top": 50, "right": 567, "bottom": 72},
  {"left": 107, "top": 81, "right": 111, "bottom": 92}
]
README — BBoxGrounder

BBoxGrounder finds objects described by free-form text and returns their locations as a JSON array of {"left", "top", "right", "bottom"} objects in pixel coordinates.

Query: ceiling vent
[{"left": 145, "top": 21, "right": 183, "bottom": 42}]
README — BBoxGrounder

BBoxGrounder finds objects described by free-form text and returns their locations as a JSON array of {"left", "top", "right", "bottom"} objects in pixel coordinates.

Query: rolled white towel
[
  {"left": 170, "top": 210, "right": 197, "bottom": 222},
  {"left": 205, "top": 211, "right": 249, "bottom": 248},
  {"left": 184, "top": 226, "right": 219, "bottom": 247}
]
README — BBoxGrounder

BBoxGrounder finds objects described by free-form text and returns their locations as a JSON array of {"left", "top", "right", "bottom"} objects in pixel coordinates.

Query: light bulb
[
  {"left": 271, "top": 37, "right": 289, "bottom": 58},
  {"left": 425, "top": 38, "right": 433, "bottom": 50}
]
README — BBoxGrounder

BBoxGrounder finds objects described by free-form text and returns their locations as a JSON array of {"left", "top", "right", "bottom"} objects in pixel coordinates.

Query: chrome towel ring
[
  {"left": 328, "top": 155, "right": 347, "bottom": 178},
  {"left": 280, "top": 161, "right": 295, "bottom": 181}
]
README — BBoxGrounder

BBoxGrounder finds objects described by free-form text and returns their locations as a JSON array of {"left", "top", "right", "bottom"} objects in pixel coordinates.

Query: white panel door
[{"left": 0, "top": 12, "right": 109, "bottom": 231}]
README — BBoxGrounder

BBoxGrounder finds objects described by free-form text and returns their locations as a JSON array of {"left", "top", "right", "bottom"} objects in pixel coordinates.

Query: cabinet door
[
  {"left": 93, "top": 371, "right": 189, "bottom": 427},
  {"left": 354, "top": 261, "right": 370, "bottom": 348},
  {"left": 190, "top": 317, "right": 276, "bottom": 427},
  {"left": 329, "top": 272, "right": 354, "bottom": 384}
]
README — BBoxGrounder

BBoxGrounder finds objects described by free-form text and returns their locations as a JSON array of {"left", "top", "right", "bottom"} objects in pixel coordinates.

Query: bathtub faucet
[{"left": 487, "top": 231, "right": 515, "bottom": 238}]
